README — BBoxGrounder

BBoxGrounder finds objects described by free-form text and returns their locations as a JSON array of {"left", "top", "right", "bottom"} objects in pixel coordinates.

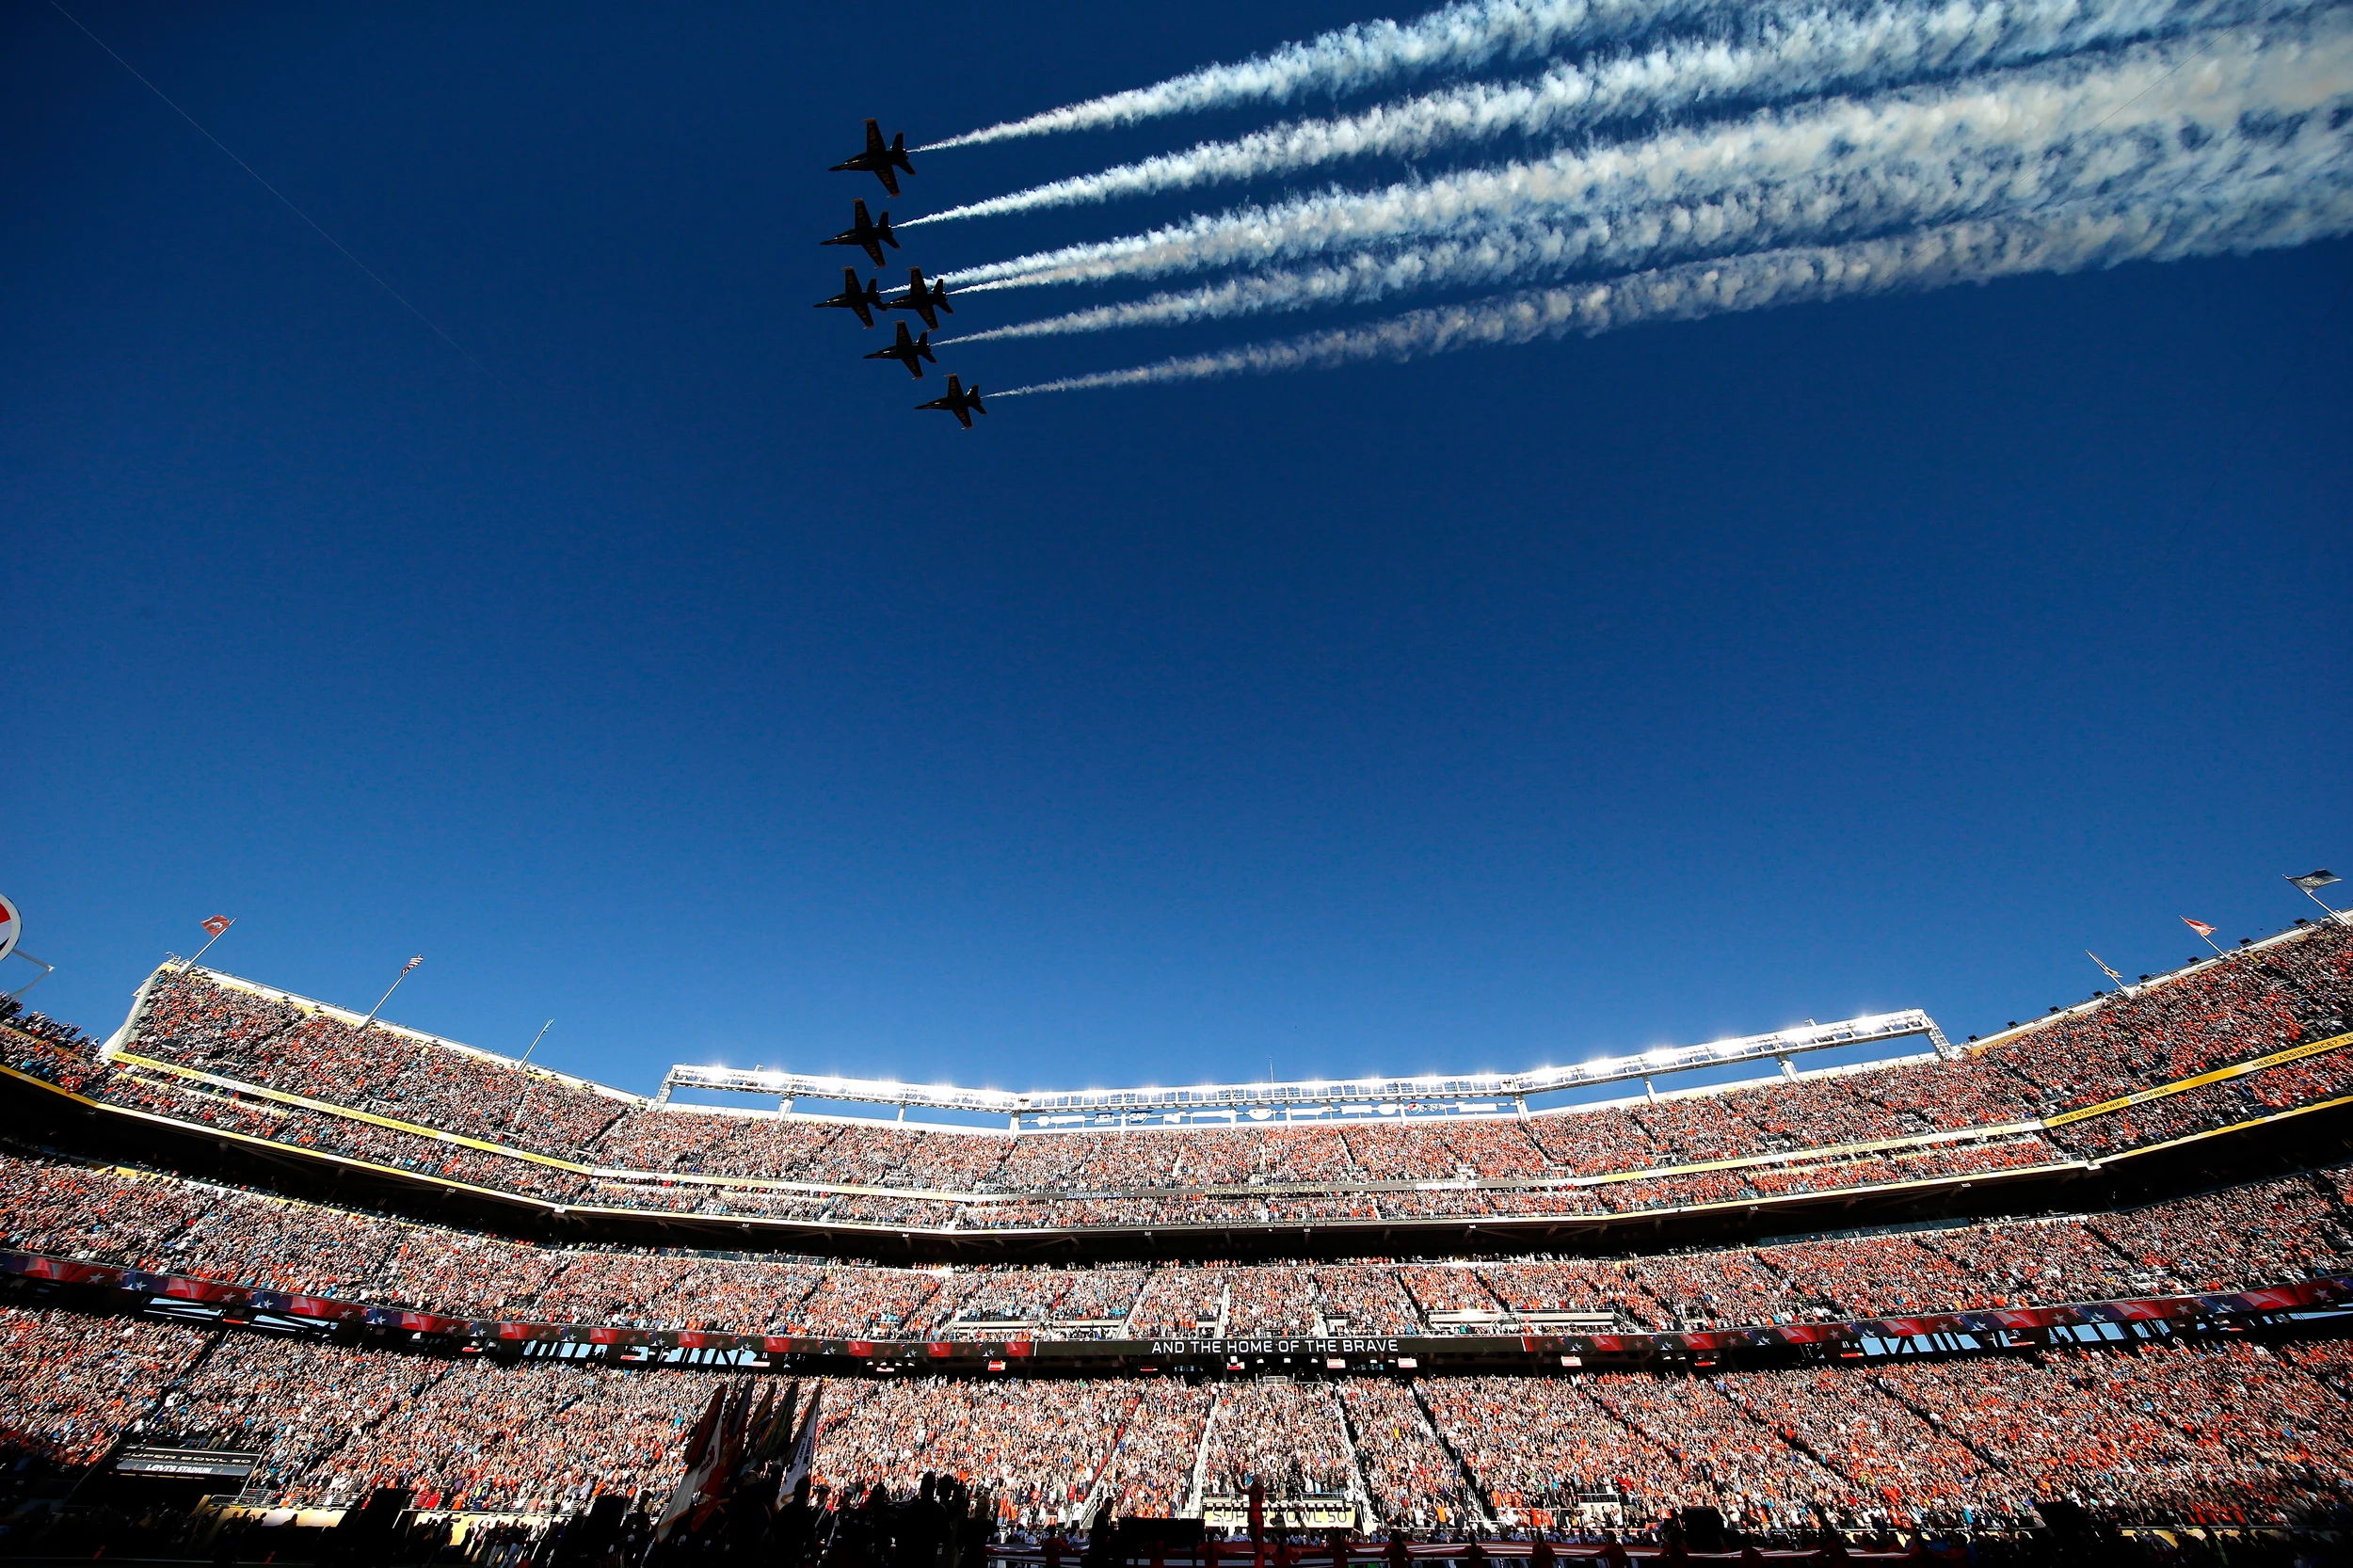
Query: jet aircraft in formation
[
  {"left": 823, "top": 200, "right": 898, "bottom": 268},
  {"left": 813, "top": 267, "right": 884, "bottom": 328},
  {"left": 885, "top": 266, "right": 952, "bottom": 330},
  {"left": 830, "top": 120, "right": 914, "bottom": 197},
  {"left": 816, "top": 122, "right": 986, "bottom": 425},
  {"left": 916, "top": 375, "right": 986, "bottom": 428},
  {"left": 865, "top": 321, "right": 936, "bottom": 377}
]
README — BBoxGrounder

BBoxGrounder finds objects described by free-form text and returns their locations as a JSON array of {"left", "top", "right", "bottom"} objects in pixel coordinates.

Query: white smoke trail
[
  {"left": 939, "top": 21, "right": 2351, "bottom": 292},
  {"left": 910, "top": 0, "right": 2325, "bottom": 223},
  {"left": 923, "top": 0, "right": 1633, "bottom": 149},
  {"left": 992, "top": 188, "right": 2353, "bottom": 394},
  {"left": 941, "top": 61, "right": 2353, "bottom": 344},
  {"left": 919, "top": 0, "right": 2296, "bottom": 149}
]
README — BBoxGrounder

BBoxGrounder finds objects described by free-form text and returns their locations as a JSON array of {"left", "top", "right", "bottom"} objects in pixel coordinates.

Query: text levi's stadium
[{"left": 1, "top": 917, "right": 2350, "bottom": 1565}]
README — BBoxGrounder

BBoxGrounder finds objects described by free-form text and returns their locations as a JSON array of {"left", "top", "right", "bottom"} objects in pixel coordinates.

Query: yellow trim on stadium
[
  {"left": 111, "top": 1051, "right": 599, "bottom": 1174},
  {"left": 2103, "top": 1088, "right": 2353, "bottom": 1161},
  {"left": 28, "top": 1024, "right": 2346, "bottom": 1219},
  {"left": 0, "top": 1063, "right": 571, "bottom": 1212},
  {"left": 2043, "top": 1030, "right": 2353, "bottom": 1128}
]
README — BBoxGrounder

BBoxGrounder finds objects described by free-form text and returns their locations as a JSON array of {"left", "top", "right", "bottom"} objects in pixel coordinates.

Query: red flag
[
  {"left": 656, "top": 1385, "right": 728, "bottom": 1539},
  {"left": 2182, "top": 917, "right": 2216, "bottom": 936},
  {"left": 201, "top": 916, "right": 232, "bottom": 936}
]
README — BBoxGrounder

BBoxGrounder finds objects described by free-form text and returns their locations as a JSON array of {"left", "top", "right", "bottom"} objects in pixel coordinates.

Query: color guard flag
[
  {"left": 200, "top": 916, "right": 232, "bottom": 936},
  {"left": 2291, "top": 870, "right": 2340, "bottom": 891},
  {"left": 2182, "top": 917, "right": 2217, "bottom": 937}
]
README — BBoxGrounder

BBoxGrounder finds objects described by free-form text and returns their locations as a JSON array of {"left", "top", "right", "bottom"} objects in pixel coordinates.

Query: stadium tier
[
  {"left": 2, "top": 920, "right": 2345, "bottom": 1258},
  {"left": 2, "top": 1287, "right": 2351, "bottom": 1531},
  {"left": 3, "top": 1146, "right": 2349, "bottom": 1341}
]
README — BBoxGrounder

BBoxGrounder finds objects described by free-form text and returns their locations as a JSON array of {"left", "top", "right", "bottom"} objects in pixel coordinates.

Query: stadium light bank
[{"left": 657, "top": 1009, "right": 1954, "bottom": 1130}]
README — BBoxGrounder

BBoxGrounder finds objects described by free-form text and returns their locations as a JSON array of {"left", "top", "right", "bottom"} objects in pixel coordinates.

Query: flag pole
[
  {"left": 504, "top": 1019, "right": 553, "bottom": 1130},
  {"left": 356, "top": 956, "right": 423, "bottom": 1032},
  {"left": 181, "top": 919, "right": 235, "bottom": 973},
  {"left": 2286, "top": 873, "right": 2349, "bottom": 926},
  {"left": 2086, "top": 951, "right": 2134, "bottom": 998}
]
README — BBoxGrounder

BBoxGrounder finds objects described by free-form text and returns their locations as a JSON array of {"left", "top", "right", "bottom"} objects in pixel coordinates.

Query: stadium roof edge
[{"left": 656, "top": 1008, "right": 1955, "bottom": 1122}]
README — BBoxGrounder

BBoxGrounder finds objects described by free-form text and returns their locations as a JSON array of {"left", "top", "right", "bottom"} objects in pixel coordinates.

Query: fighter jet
[
  {"left": 814, "top": 267, "right": 884, "bottom": 328},
  {"left": 916, "top": 374, "right": 986, "bottom": 428},
  {"left": 822, "top": 200, "right": 898, "bottom": 268},
  {"left": 864, "top": 321, "right": 936, "bottom": 378},
  {"left": 884, "top": 266, "right": 953, "bottom": 331},
  {"left": 830, "top": 120, "right": 914, "bottom": 197}
]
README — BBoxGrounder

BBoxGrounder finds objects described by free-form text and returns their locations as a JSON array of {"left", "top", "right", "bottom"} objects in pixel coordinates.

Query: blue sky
[{"left": 8, "top": 1, "right": 2347, "bottom": 1100}]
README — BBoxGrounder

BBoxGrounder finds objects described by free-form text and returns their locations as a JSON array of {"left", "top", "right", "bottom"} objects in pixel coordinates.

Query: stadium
[{"left": 0, "top": 915, "right": 2347, "bottom": 1563}]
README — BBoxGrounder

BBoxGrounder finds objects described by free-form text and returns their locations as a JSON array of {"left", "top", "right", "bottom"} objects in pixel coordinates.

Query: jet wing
[{"left": 864, "top": 119, "right": 887, "bottom": 156}]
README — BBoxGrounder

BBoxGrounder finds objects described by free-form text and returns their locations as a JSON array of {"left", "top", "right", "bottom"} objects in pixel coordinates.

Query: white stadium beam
[{"left": 657, "top": 1008, "right": 1951, "bottom": 1125}]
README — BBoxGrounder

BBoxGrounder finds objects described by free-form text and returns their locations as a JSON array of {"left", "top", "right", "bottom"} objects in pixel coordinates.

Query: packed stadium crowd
[
  {"left": 2, "top": 922, "right": 2328, "bottom": 1241},
  {"left": 1204, "top": 1383, "right": 1356, "bottom": 1501},
  {"left": 1335, "top": 1379, "right": 1477, "bottom": 1526},
  {"left": 2, "top": 1297, "right": 2345, "bottom": 1547},
  {"left": 4, "top": 1147, "right": 2349, "bottom": 1337},
  {"left": 0, "top": 926, "right": 2347, "bottom": 1544}
]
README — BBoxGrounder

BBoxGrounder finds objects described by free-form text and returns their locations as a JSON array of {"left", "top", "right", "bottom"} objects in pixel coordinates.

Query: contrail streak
[
  {"left": 993, "top": 188, "right": 2353, "bottom": 394},
  {"left": 922, "top": 0, "right": 1635, "bottom": 148},
  {"left": 939, "top": 22, "right": 2349, "bottom": 294},
  {"left": 941, "top": 62, "right": 2352, "bottom": 344},
  {"left": 909, "top": 0, "right": 2323, "bottom": 224},
  {"left": 920, "top": 0, "right": 2267, "bottom": 149}
]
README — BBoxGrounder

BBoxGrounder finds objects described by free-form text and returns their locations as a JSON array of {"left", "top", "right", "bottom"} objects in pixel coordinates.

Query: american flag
[{"left": 2182, "top": 917, "right": 2216, "bottom": 936}]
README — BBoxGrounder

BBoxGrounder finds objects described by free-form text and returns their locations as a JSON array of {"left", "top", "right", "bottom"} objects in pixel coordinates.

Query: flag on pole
[
  {"left": 2087, "top": 952, "right": 2126, "bottom": 987},
  {"left": 402, "top": 955, "right": 424, "bottom": 973},
  {"left": 2182, "top": 918, "right": 2217, "bottom": 937},
  {"left": 201, "top": 916, "right": 232, "bottom": 936},
  {"left": 2290, "top": 870, "right": 2340, "bottom": 891},
  {"left": 688, "top": 1380, "right": 754, "bottom": 1529},
  {"left": 656, "top": 1385, "right": 728, "bottom": 1540},
  {"left": 782, "top": 1384, "right": 823, "bottom": 1497},
  {"left": 754, "top": 1380, "right": 801, "bottom": 1466}
]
